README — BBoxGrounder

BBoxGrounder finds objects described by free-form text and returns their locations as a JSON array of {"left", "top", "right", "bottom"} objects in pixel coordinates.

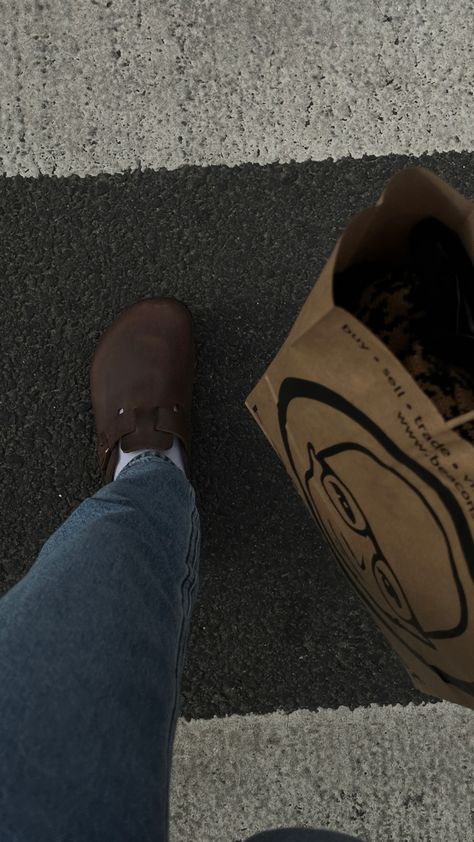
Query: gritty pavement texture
[
  {"left": 1, "top": 0, "right": 473, "bottom": 176},
  {"left": 2, "top": 151, "right": 474, "bottom": 718},
  {"left": 171, "top": 703, "right": 474, "bottom": 842}
]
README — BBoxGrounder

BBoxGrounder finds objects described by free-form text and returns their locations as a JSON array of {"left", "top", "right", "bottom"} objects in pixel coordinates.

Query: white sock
[{"left": 114, "top": 437, "right": 186, "bottom": 480}]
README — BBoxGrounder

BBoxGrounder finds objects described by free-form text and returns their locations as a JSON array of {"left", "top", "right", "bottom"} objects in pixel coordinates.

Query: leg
[{"left": 0, "top": 453, "right": 199, "bottom": 842}]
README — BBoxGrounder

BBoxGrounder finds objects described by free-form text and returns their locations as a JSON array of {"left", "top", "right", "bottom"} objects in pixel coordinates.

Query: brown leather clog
[{"left": 90, "top": 298, "right": 194, "bottom": 483}]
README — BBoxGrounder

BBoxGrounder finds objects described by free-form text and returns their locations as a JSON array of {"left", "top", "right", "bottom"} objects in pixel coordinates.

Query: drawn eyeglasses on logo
[{"left": 306, "top": 442, "right": 415, "bottom": 627}]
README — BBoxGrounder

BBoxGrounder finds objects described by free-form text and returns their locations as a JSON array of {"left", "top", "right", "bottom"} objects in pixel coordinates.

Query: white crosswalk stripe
[
  {"left": 171, "top": 703, "right": 474, "bottom": 841},
  {"left": 1, "top": 0, "right": 473, "bottom": 176}
]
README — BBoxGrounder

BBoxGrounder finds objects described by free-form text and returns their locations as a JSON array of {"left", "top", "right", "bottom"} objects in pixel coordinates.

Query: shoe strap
[{"left": 97, "top": 405, "right": 191, "bottom": 477}]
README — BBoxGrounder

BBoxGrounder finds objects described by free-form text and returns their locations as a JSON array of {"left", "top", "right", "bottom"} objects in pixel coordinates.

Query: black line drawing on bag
[{"left": 278, "top": 378, "right": 474, "bottom": 694}]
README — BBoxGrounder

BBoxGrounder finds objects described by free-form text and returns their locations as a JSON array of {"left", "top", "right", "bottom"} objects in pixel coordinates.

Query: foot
[{"left": 90, "top": 298, "right": 194, "bottom": 483}]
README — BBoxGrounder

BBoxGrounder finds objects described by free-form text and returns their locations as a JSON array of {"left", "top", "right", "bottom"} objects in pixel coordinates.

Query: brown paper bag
[{"left": 246, "top": 167, "right": 474, "bottom": 709}]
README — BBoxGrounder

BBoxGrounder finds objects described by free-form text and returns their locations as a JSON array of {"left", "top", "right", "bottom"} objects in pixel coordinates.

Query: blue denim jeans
[{"left": 0, "top": 453, "right": 361, "bottom": 842}]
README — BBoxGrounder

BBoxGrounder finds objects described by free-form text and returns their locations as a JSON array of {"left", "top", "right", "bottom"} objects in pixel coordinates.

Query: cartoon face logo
[
  {"left": 304, "top": 442, "right": 463, "bottom": 644},
  {"left": 278, "top": 378, "right": 474, "bottom": 693}
]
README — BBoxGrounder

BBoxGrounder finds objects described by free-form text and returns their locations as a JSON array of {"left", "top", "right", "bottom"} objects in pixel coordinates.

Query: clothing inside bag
[{"left": 334, "top": 217, "right": 474, "bottom": 444}]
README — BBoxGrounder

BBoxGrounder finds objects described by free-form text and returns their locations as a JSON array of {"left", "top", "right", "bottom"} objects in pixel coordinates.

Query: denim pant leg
[{"left": 0, "top": 453, "right": 200, "bottom": 842}]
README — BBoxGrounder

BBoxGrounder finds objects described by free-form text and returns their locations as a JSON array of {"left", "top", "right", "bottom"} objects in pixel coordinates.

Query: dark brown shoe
[{"left": 90, "top": 298, "right": 194, "bottom": 483}]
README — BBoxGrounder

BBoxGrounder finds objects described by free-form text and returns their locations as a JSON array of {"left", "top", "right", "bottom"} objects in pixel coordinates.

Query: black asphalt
[{"left": 2, "top": 150, "right": 473, "bottom": 718}]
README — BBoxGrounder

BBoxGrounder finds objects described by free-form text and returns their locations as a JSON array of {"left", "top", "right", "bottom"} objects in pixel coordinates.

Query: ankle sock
[{"left": 114, "top": 437, "right": 186, "bottom": 480}]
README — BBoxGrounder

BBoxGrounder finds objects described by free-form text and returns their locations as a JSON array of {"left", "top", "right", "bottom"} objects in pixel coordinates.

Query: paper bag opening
[{"left": 334, "top": 215, "right": 474, "bottom": 445}]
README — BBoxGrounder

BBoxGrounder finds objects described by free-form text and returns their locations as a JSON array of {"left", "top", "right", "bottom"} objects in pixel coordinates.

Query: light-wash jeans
[{"left": 0, "top": 452, "right": 362, "bottom": 842}]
